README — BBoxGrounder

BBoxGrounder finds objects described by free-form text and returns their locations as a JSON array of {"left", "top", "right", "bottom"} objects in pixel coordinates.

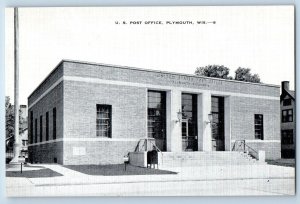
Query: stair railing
[{"left": 232, "top": 140, "right": 259, "bottom": 159}]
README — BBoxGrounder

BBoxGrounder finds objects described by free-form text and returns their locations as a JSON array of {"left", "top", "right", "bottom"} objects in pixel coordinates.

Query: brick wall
[
  {"left": 230, "top": 96, "right": 281, "bottom": 160},
  {"left": 63, "top": 141, "right": 137, "bottom": 165},
  {"left": 62, "top": 81, "right": 147, "bottom": 164},
  {"left": 28, "top": 63, "right": 63, "bottom": 105},
  {"left": 27, "top": 60, "right": 281, "bottom": 164},
  {"left": 28, "top": 142, "right": 63, "bottom": 164},
  {"left": 231, "top": 96, "right": 280, "bottom": 141},
  {"left": 63, "top": 81, "right": 147, "bottom": 139},
  {"left": 28, "top": 82, "right": 64, "bottom": 164},
  {"left": 63, "top": 61, "right": 279, "bottom": 97}
]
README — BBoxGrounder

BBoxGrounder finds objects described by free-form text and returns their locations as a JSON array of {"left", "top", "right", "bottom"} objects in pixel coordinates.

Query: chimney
[{"left": 281, "top": 81, "right": 290, "bottom": 92}]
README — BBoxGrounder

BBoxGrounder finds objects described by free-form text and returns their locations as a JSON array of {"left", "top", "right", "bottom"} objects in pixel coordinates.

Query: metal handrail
[{"left": 232, "top": 140, "right": 259, "bottom": 159}]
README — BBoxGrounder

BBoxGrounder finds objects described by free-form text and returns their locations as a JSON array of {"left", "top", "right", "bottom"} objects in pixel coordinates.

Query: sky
[{"left": 5, "top": 6, "right": 295, "bottom": 105}]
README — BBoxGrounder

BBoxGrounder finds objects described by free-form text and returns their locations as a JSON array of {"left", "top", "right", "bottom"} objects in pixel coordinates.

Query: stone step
[{"left": 157, "top": 151, "right": 264, "bottom": 167}]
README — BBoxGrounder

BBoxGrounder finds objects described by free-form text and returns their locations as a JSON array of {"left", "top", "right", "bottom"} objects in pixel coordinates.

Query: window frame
[
  {"left": 283, "top": 98, "right": 292, "bottom": 106},
  {"left": 46, "top": 111, "right": 49, "bottom": 141},
  {"left": 282, "top": 109, "right": 293, "bottom": 123},
  {"left": 40, "top": 115, "right": 43, "bottom": 142},
  {"left": 96, "top": 104, "right": 112, "bottom": 138},
  {"left": 254, "top": 114, "right": 264, "bottom": 140},
  {"left": 281, "top": 129, "right": 294, "bottom": 145},
  {"left": 53, "top": 107, "right": 57, "bottom": 140},
  {"left": 35, "top": 118, "right": 37, "bottom": 143},
  {"left": 147, "top": 90, "right": 166, "bottom": 139}
]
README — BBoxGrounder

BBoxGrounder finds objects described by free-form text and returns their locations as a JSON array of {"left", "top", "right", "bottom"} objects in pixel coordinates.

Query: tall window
[
  {"left": 254, "top": 114, "right": 264, "bottom": 140},
  {"left": 283, "top": 98, "right": 292, "bottom": 106},
  {"left": 211, "top": 96, "right": 225, "bottom": 151},
  {"left": 147, "top": 91, "right": 166, "bottom": 139},
  {"left": 35, "top": 118, "right": 37, "bottom": 143},
  {"left": 30, "top": 111, "right": 33, "bottom": 144},
  {"left": 40, "top": 115, "right": 43, "bottom": 142},
  {"left": 96, "top": 105, "right": 112, "bottom": 137},
  {"left": 282, "top": 109, "right": 293, "bottom": 123},
  {"left": 46, "top": 112, "right": 49, "bottom": 141},
  {"left": 53, "top": 108, "right": 57, "bottom": 140},
  {"left": 282, "top": 130, "right": 293, "bottom": 145},
  {"left": 181, "top": 93, "right": 197, "bottom": 136}
]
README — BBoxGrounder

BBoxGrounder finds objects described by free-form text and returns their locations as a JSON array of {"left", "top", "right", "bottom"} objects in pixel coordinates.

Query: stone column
[
  {"left": 166, "top": 89, "right": 182, "bottom": 152},
  {"left": 197, "top": 92, "right": 212, "bottom": 151}
]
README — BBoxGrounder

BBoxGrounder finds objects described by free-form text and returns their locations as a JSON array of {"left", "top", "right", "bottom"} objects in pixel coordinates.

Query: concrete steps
[{"left": 158, "top": 151, "right": 266, "bottom": 168}]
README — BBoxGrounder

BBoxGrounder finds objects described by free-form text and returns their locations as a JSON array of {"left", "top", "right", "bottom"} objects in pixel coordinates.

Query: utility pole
[{"left": 10, "top": 7, "right": 20, "bottom": 163}]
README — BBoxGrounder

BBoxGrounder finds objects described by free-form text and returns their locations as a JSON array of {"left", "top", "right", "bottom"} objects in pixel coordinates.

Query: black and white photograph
[{"left": 5, "top": 6, "right": 295, "bottom": 196}]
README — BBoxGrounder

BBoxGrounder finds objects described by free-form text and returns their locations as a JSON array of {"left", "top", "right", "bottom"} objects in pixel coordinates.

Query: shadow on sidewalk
[
  {"left": 6, "top": 168, "right": 63, "bottom": 178},
  {"left": 64, "top": 164, "right": 177, "bottom": 176}
]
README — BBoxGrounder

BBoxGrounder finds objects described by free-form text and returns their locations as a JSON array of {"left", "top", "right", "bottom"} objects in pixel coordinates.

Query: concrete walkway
[
  {"left": 6, "top": 163, "right": 295, "bottom": 196},
  {"left": 9, "top": 163, "right": 295, "bottom": 187}
]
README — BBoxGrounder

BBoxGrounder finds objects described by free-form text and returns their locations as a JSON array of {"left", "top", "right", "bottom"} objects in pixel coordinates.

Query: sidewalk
[{"left": 7, "top": 163, "right": 294, "bottom": 187}]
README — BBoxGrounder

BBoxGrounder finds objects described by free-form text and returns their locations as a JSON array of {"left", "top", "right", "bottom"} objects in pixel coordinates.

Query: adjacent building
[
  {"left": 280, "top": 81, "right": 296, "bottom": 158},
  {"left": 28, "top": 60, "right": 281, "bottom": 165}
]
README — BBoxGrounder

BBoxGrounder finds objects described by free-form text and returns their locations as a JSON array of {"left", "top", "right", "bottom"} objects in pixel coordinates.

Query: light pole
[{"left": 10, "top": 7, "right": 20, "bottom": 163}]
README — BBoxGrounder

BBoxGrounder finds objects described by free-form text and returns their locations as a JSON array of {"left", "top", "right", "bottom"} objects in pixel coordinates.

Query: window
[
  {"left": 147, "top": 91, "right": 166, "bottom": 139},
  {"left": 96, "top": 105, "right": 112, "bottom": 137},
  {"left": 283, "top": 98, "right": 292, "bottom": 106},
  {"left": 181, "top": 93, "right": 197, "bottom": 137},
  {"left": 46, "top": 112, "right": 49, "bottom": 141},
  {"left": 40, "top": 115, "right": 43, "bottom": 142},
  {"left": 30, "top": 111, "right": 33, "bottom": 144},
  {"left": 211, "top": 96, "right": 225, "bottom": 142},
  {"left": 53, "top": 108, "right": 57, "bottom": 140},
  {"left": 282, "top": 109, "right": 293, "bottom": 123},
  {"left": 35, "top": 118, "right": 37, "bottom": 143},
  {"left": 254, "top": 114, "right": 264, "bottom": 140},
  {"left": 282, "top": 130, "right": 293, "bottom": 144}
]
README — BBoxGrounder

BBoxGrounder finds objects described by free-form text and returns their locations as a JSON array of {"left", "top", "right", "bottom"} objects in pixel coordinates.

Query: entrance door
[
  {"left": 182, "top": 119, "right": 198, "bottom": 151},
  {"left": 181, "top": 119, "right": 198, "bottom": 151},
  {"left": 211, "top": 96, "right": 225, "bottom": 151}
]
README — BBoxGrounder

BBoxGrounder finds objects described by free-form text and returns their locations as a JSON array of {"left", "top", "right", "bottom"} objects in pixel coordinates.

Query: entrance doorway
[
  {"left": 181, "top": 93, "right": 198, "bottom": 151},
  {"left": 211, "top": 96, "right": 225, "bottom": 151},
  {"left": 147, "top": 90, "right": 166, "bottom": 151},
  {"left": 182, "top": 119, "right": 198, "bottom": 151}
]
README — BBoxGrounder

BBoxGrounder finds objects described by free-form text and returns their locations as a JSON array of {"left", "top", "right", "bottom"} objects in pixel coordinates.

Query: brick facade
[{"left": 28, "top": 60, "right": 281, "bottom": 164}]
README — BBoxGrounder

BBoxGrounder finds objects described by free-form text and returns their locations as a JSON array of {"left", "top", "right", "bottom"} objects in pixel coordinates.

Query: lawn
[
  {"left": 266, "top": 159, "right": 295, "bottom": 167},
  {"left": 64, "top": 164, "right": 177, "bottom": 176},
  {"left": 6, "top": 168, "right": 63, "bottom": 178}
]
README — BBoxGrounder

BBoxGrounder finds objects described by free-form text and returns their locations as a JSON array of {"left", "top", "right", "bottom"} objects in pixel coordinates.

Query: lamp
[{"left": 175, "top": 109, "right": 182, "bottom": 123}]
